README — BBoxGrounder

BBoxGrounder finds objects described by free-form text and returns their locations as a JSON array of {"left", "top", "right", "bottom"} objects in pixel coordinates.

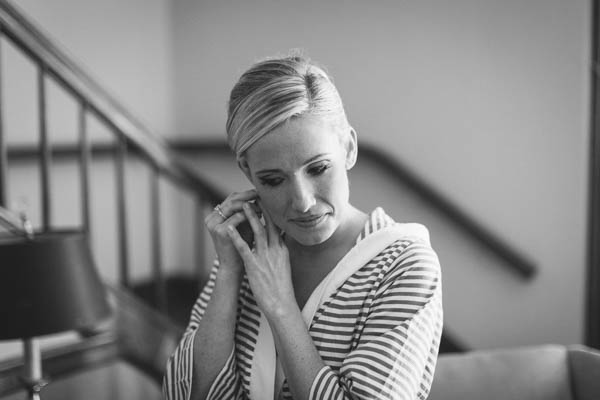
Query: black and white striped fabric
[{"left": 163, "top": 208, "right": 443, "bottom": 400}]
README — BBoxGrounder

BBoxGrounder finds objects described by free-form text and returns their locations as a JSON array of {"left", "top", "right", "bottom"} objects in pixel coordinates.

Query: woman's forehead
[{"left": 245, "top": 117, "right": 344, "bottom": 171}]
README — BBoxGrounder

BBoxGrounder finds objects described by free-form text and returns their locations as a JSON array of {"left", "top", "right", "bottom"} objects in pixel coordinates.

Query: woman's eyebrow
[
  {"left": 256, "top": 153, "right": 331, "bottom": 175},
  {"left": 303, "top": 153, "right": 331, "bottom": 165},
  {"left": 256, "top": 168, "right": 280, "bottom": 175}
]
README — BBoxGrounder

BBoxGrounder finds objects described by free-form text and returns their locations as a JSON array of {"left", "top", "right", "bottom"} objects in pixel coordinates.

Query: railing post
[
  {"left": 150, "top": 166, "right": 166, "bottom": 312},
  {"left": 78, "top": 101, "right": 91, "bottom": 243},
  {"left": 115, "top": 136, "right": 129, "bottom": 287},
  {"left": 0, "top": 30, "right": 7, "bottom": 208},
  {"left": 38, "top": 65, "right": 51, "bottom": 232}
]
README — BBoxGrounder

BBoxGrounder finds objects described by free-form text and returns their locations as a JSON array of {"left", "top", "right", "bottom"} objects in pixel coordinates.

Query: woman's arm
[
  {"left": 189, "top": 264, "right": 243, "bottom": 400},
  {"left": 164, "top": 190, "right": 258, "bottom": 400},
  {"left": 163, "top": 261, "right": 243, "bottom": 400},
  {"left": 267, "top": 303, "right": 326, "bottom": 400},
  {"left": 308, "top": 240, "right": 443, "bottom": 399}
]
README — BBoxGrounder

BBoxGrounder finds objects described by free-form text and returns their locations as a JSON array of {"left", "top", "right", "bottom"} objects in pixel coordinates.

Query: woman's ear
[
  {"left": 238, "top": 156, "right": 253, "bottom": 181},
  {"left": 345, "top": 127, "right": 358, "bottom": 170}
]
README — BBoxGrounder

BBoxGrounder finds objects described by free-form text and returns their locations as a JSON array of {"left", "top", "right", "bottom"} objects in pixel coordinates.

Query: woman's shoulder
[
  {"left": 360, "top": 207, "right": 431, "bottom": 246},
  {"left": 360, "top": 207, "right": 439, "bottom": 277}
]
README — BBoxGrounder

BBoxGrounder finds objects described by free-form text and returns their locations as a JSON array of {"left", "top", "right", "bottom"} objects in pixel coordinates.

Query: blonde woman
[{"left": 163, "top": 55, "right": 443, "bottom": 400}]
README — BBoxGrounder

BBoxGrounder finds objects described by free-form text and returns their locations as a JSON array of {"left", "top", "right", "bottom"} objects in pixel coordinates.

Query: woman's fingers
[
  {"left": 205, "top": 189, "right": 257, "bottom": 228},
  {"left": 260, "top": 202, "right": 281, "bottom": 245},
  {"left": 217, "top": 190, "right": 257, "bottom": 217},
  {"left": 227, "top": 225, "right": 254, "bottom": 261},
  {"left": 207, "top": 208, "right": 244, "bottom": 230},
  {"left": 242, "top": 202, "right": 267, "bottom": 251},
  {"left": 221, "top": 211, "right": 246, "bottom": 230}
]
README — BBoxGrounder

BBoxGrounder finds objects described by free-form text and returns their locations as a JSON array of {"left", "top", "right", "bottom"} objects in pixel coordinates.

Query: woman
[{"left": 163, "top": 55, "right": 443, "bottom": 400}]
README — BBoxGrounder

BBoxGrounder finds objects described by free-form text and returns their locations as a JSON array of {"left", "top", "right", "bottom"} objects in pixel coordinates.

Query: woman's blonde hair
[{"left": 226, "top": 54, "right": 350, "bottom": 159}]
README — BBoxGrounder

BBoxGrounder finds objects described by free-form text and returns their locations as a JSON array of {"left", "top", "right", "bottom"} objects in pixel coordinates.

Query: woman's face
[{"left": 241, "top": 116, "right": 356, "bottom": 247}]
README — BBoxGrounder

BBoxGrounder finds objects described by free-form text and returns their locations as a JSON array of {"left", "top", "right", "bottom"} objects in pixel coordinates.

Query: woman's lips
[{"left": 290, "top": 214, "right": 327, "bottom": 229}]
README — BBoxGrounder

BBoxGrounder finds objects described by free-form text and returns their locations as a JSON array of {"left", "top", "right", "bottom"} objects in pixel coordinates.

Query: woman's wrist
[
  {"left": 264, "top": 298, "right": 301, "bottom": 326},
  {"left": 217, "top": 261, "right": 244, "bottom": 281},
  {"left": 213, "top": 263, "right": 243, "bottom": 305}
]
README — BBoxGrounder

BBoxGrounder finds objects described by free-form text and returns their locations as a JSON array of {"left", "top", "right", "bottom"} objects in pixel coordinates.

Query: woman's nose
[{"left": 290, "top": 177, "right": 316, "bottom": 213}]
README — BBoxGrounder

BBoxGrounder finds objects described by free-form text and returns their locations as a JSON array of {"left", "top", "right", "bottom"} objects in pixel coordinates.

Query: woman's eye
[
  {"left": 309, "top": 164, "right": 330, "bottom": 176},
  {"left": 260, "top": 177, "right": 283, "bottom": 187}
]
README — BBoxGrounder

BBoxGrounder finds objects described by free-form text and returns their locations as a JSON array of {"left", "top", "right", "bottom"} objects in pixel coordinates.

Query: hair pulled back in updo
[{"left": 226, "top": 54, "right": 350, "bottom": 159}]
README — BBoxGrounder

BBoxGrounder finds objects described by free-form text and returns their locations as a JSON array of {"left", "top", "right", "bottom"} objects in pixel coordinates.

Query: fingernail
[{"left": 243, "top": 202, "right": 249, "bottom": 209}]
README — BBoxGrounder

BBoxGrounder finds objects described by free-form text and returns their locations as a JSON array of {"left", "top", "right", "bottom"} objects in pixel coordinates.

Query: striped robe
[{"left": 163, "top": 207, "right": 443, "bottom": 400}]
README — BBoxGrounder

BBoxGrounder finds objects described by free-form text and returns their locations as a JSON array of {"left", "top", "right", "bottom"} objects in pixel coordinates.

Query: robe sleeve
[
  {"left": 309, "top": 239, "right": 443, "bottom": 400},
  {"left": 162, "top": 260, "right": 244, "bottom": 400}
]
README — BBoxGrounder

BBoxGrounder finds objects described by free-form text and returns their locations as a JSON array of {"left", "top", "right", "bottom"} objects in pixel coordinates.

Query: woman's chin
[
  {"left": 292, "top": 234, "right": 330, "bottom": 247},
  {"left": 285, "top": 223, "right": 336, "bottom": 247}
]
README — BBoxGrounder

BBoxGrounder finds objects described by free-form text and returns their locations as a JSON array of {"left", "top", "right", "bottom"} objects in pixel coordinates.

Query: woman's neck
[{"left": 286, "top": 205, "right": 367, "bottom": 265}]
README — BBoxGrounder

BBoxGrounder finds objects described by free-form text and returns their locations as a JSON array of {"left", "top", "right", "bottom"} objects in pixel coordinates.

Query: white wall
[
  {"left": 172, "top": 0, "right": 591, "bottom": 349},
  {"left": 15, "top": 0, "right": 175, "bottom": 140}
]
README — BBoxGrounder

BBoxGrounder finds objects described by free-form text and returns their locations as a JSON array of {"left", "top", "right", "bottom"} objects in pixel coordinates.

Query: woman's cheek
[{"left": 256, "top": 189, "right": 286, "bottom": 227}]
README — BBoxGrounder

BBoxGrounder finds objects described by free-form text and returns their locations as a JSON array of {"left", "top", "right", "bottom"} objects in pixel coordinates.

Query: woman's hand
[
  {"left": 205, "top": 190, "right": 258, "bottom": 275},
  {"left": 227, "top": 201, "right": 296, "bottom": 318}
]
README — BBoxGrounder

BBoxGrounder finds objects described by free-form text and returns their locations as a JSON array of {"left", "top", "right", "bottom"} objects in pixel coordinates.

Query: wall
[
  {"left": 15, "top": 0, "right": 175, "bottom": 140},
  {"left": 172, "top": 0, "right": 591, "bottom": 349}
]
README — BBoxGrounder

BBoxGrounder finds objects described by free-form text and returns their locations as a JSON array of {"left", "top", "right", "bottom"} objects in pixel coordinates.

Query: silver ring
[{"left": 214, "top": 204, "right": 227, "bottom": 219}]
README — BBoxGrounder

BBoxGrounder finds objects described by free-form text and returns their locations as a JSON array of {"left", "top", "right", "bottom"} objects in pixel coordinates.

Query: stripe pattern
[{"left": 163, "top": 208, "right": 443, "bottom": 400}]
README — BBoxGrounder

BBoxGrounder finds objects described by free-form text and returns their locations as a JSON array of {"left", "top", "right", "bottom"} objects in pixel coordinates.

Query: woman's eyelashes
[
  {"left": 259, "top": 176, "right": 284, "bottom": 187},
  {"left": 257, "top": 162, "right": 331, "bottom": 187},
  {"left": 308, "top": 162, "right": 331, "bottom": 176}
]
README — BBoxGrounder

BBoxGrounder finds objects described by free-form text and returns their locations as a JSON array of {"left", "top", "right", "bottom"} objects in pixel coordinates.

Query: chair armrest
[
  {"left": 429, "top": 345, "right": 572, "bottom": 400},
  {"left": 568, "top": 345, "right": 600, "bottom": 400}
]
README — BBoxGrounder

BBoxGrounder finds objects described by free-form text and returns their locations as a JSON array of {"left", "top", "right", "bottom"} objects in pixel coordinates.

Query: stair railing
[{"left": 0, "top": 0, "right": 224, "bottom": 314}]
